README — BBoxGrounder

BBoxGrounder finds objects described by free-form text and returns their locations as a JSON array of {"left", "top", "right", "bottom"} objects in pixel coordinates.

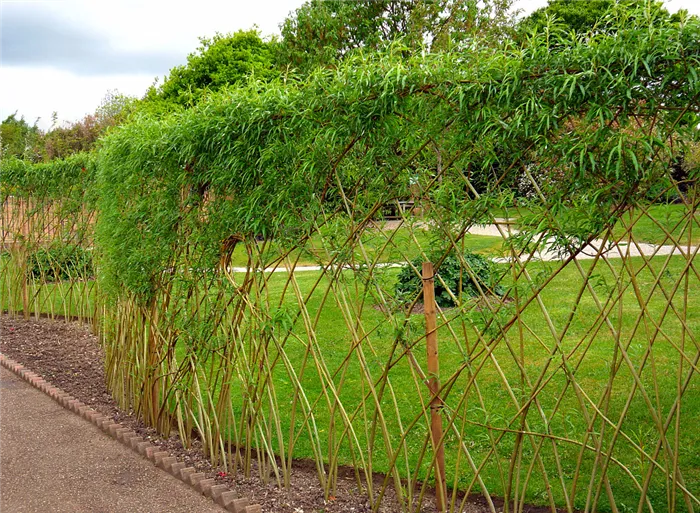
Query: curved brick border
[{"left": 0, "top": 353, "right": 262, "bottom": 513}]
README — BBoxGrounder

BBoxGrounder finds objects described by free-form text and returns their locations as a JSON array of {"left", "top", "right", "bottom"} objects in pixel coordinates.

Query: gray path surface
[{"left": 0, "top": 367, "right": 224, "bottom": 513}]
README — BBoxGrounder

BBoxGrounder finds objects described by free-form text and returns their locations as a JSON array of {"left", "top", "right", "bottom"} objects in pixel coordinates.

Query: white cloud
[
  {"left": 665, "top": 0, "right": 700, "bottom": 14},
  {"left": 0, "top": 67, "right": 157, "bottom": 130},
  {"left": 1, "top": 0, "right": 305, "bottom": 131},
  {"left": 15, "top": 0, "right": 303, "bottom": 56}
]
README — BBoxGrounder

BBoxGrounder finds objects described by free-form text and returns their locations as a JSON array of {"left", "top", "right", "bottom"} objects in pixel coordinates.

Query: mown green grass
[
  {"left": 198, "top": 253, "right": 698, "bottom": 511},
  {"left": 226, "top": 224, "right": 505, "bottom": 267},
  {"left": 613, "top": 204, "right": 700, "bottom": 246},
  {"left": 492, "top": 204, "right": 700, "bottom": 246},
  {"left": 1, "top": 252, "right": 98, "bottom": 319},
  {"left": 4, "top": 245, "right": 698, "bottom": 511}
]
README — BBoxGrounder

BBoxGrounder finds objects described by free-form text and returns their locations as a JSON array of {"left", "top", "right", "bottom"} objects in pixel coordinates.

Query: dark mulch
[{"left": 0, "top": 314, "right": 556, "bottom": 513}]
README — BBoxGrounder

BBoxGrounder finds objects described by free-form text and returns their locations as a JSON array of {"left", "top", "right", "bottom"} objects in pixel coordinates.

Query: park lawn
[
  {"left": 477, "top": 203, "right": 700, "bottom": 247},
  {"left": 5, "top": 247, "right": 698, "bottom": 511},
  {"left": 226, "top": 224, "right": 505, "bottom": 267},
  {"left": 210, "top": 253, "right": 699, "bottom": 511},
  {"left": 613, "top": 204, "right": 700, "bottom": 246},
  {"left": 0, "top": 252, "right": 98, "bottom": 319}
]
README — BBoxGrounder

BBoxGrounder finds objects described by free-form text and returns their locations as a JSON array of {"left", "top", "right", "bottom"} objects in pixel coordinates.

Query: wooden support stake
[{"left": 423, "top": 262, "right": 447, "bottom": 511}]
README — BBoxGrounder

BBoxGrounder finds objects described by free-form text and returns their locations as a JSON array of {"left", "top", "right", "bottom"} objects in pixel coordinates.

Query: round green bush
[{"left": 395, "top": 249, "right": 503, "bottom": 308}]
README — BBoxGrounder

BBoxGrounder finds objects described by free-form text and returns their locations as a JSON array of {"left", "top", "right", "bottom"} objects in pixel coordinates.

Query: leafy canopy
[
  {"left": 1, "top": 114, "right": 42, "bottom": 161},
  {"left": 4, "top": 2, "right": 699, "bottom": 305},
  {"left": 277, "top": 0, "right": 516, "bottom": 74},
  {"left": 145, "top": 29, "right": 278, "bottom": 108},
  {"left": 90, "top": 4, "right": 700, "bottom": 302},
  {"left": 522, "top": 0, "right": 682, "bottom": 34}
]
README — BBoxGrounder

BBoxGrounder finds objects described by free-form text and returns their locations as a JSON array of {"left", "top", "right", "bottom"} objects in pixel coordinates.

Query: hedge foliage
[
  {"left": 27, "top": 243, "right": 94, "bottom": 282},
  {"left": 89, "top": 11, "right": 699, "bottom": 304}
]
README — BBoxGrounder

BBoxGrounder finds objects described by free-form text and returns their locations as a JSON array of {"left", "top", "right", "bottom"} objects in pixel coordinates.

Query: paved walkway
[{"left": 0, "top": 367, "right": 224, "bottom": 513}]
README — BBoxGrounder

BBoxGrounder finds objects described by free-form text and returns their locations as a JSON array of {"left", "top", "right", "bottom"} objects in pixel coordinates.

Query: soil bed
[{"left": 0, "top": 314, "right": 555, "bottom": 513}]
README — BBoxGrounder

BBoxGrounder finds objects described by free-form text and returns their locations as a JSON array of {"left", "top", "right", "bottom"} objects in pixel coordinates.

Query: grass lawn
[
  {"left": 1, "top": 252, "right": 98, "bottom": 319},
  {"left": 212, "top": 253, "right": 699, "bottom": 511},
  {"left": 613, "top": 204, "right": 700, "bottom": 246},
  {"left": 480, "top": 203, "right": 700, "bottom": 247},
  {"left": 3, "top": 240, "right": 698, "bottom": 512},
  {"left": 227, "top": 223, "right": 505, "bottom": 267}
]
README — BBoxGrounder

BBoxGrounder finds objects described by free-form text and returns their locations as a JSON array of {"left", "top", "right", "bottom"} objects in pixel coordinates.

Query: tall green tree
[
  {"left": 277, "top": 0, "right": 515, "bottom": 74},
  {"left": 521, "top": 0, "right": 682, "bottom": 34},
  {"left": 145, "top": 30, "right": 278, "bottom": 108},
  {"left": 0, "top": 114, "right": 42, "bottom": 161}
]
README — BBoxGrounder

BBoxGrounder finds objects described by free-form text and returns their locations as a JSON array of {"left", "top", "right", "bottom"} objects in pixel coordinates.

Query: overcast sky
[{"left": 2, "top": 0, "right": 698, "bottom": 132}]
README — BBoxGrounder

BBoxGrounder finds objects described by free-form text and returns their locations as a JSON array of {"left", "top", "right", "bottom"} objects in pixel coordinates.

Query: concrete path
[{"left": 0, "top": 367, "right": 224, "bottom": 513}]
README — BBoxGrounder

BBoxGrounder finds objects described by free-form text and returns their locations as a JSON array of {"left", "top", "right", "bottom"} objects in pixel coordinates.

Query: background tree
[
  {"left": 523, "top": 0, "right": 613, "bottom": 33},
  {"left": 277, "top": 0, "right": 515, "bottom": 75},
  {"left": 42, "top": 91, "right": 136, "bottom": 161},
  {"left": 521, "top": 0, "right": 682, "bottom": 34},
  {"left": 145, "top": 29, "right": 278, "bottom": 109},
  {"left": 0, "top": 114, "right": 42, "bottom": 161}
]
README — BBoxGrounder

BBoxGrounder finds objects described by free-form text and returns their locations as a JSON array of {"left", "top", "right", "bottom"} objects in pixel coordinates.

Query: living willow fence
[
  {"left": 1, "top": 154, "right": 99, "bottom": 321},
  {"left": 2, "top": 9, "right": 700, "bottom": 513}
]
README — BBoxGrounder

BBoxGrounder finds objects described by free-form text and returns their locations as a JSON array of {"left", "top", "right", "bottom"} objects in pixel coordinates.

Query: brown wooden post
[{"left": 422, "top": 262, "right": 447, "bottom": 511}]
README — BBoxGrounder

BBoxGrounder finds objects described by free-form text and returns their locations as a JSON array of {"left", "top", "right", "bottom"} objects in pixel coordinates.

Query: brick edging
[{"left": 0, "top": 353, "right": 262, "bottom": 513}]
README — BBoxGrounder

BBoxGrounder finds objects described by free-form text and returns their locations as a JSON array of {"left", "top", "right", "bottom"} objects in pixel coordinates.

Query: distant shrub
[
  {"left": 28, "top": 244, "right": 94, "bottom": 281},
  {"left": 395, "top": 249, "right": 503, "bottom": 308}
]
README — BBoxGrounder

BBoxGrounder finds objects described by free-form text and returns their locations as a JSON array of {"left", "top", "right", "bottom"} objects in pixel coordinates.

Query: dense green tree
[
  {"left": 145, "top": 30, "right": 278, "bottom": 108},
  {"left": 521, "top": 0, "right": 683, "bottom": 34},
  {"left": 277, "top": 0, "right": 515, "bottom": 74},
  {"left": 0, "top": 114, "right": 42, "bottom": 161},
  {"left": 524, "top": 0, "right": 614, "bottom": 33}
]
